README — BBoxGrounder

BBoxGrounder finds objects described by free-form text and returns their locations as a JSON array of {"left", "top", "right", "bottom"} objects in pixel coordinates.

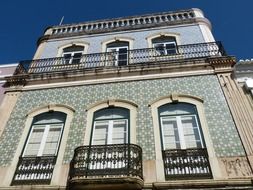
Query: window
[
  {"left": 159, "top": 103, "right": 204, "bottom": 150},
  {"left": 152, "top": 36, "right": 177, "bottom": 55},
  {"left": 62, "top": 45, "right": 84, "bottom": 64},
  {"left": 157, "top": 102, "right": 212, "bottom": 179},
  {"left": 150, "top": 95, "right": 214, "bottom": 180},
  {"left": 12, "top": 111, "right": 66, "bottom": 185},
  {"left": 23, "top": 111, "right": 66, "bottom": 156},
  {"left": 91, "top": 107, "right": 129, "bottom": 145},
  {"left": 106, "top": 41, "right": 129, "bottom": 66}
]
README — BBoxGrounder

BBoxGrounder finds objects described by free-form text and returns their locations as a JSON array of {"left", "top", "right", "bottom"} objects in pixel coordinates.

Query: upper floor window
[
  {"left": 152, "top": 36, "right": 177, "bottom": 55},
  {"left": 159, "top": 102, "right": 204, "bottom": 150},
  {"left": 106, "top": 41, "right": 129, "bottom": 66},
  {"left": 62, "top": 45, "right": 84, "bottom": 64},
  {"left": 91, "top": 107, "right": 129, "bottom": 145}
]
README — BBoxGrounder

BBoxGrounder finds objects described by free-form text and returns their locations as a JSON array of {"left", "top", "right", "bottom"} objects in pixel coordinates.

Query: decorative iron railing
[
  {"left": 69, "top": 144, "right": 143, "bottom": 180},
  {"left": 162, "top": 148, "right": 212, "bottom": 180},
  {"left": 13, "top": 42, "right": 226, "bottom": 75},
  {"left": 11, "top": 156, "right": 57, "bottom": 185}
]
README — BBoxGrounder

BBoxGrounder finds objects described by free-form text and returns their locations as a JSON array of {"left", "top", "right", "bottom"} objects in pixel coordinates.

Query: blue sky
[{"left": 0, "top": 0, "right": 252, "bottom": 64}]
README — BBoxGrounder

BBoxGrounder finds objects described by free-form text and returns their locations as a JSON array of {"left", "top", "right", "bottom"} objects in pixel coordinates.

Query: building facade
[
  {"left": 0, "top": 8, "right": 253, "bottom": 190},
  {"left": 0, "top": 64, "right": 17, "bottom": 104},
  {"left": 0, "top": 63, "right": 18, "bottom": 138}
]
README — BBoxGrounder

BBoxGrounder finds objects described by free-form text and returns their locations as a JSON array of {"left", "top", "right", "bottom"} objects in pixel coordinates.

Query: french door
[{"left": 107, "top": 46, "right": 128, "bottom": 66}]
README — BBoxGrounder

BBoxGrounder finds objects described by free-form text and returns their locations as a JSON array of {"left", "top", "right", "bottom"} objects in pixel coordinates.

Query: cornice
[
  {"left": 37, "top": 9, "right": 212, "bottom": 46},
  {"left": 208, "top": 56, "right": 236, "bottom": 73},
  {"left": 5, "top": 59, "right": 215, "bottom": 92}
]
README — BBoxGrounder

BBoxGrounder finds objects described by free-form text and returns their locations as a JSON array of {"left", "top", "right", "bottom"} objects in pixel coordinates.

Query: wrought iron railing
[
  {"left": 162, "top": 148, "right": 212, "bottom": 180},
  {"left": 13, "top": 42, "right": 226, "bottom": 75},
  {"left": 69, "top": 144, "right": 143, "bottom": 180},
  {"left": 11, "top": 156, "right": 57, "bottom": 185}
]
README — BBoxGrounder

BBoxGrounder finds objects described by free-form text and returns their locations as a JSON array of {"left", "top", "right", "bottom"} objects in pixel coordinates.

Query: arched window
[
  {"left": 12, "top": 111, "right": 67, "bottom": 185},
  {"left": 150, "top": 94, "right": 214, "bottom": 180},
  {"left": 91, "top": 107, "right": 129, "bottom": 145},
  {"left": 106, "top": 41, "right": 129, "bottom": 66},
  {"left": 158, "top": 103, "right": 205, "bottom": 150},
  {"left": 152, "top": 36, "right": 177, "bottom": 55},
  {"left": 62, "top": 45, "right": 84, "bottom": 64}
]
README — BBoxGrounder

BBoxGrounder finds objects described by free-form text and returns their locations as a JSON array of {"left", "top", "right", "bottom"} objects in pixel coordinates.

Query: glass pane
[
  {"left": 159, "top": 103, "right": 196, "bottom": 116},
  {"left": 112, "top": 120, "right": 127, "bottom": 144},
  {"left": 63, "top": 54, "right": 72, "bottom": 64},
  {"left": 25, "top": 144, "right": 41, "bottom": 156},
  {"left": 63, "top": 54, "right": 72, "bottom": 58},
  {"left": 161, "top": 117, "right": 180, "bottom": 149},
  {"left": 165, "top": 43, "right": 177, "bottom": 54},
  {"left": 63, "top": 45, "right": 84, "bottom": 53},
  {"left": 181, "top": 116, "right": 202, "bottom": 148},
  {"left": 33, "top": 111, "right": 66, "bottom": 125},
  {"left": 165, "top": 43, "right": 176, "bottom": 49},
  {"left": 118, "top": 48, "right": 128, "bottom": 66},
  {"left": 106, "top": 41, "right": 129, "bottom": 48},
  {"left": 154, "top": 44, "right": 166, "bottom": 55},
  {"left": 43, "top": 125, "right": 62, "bottom": 155},
  {"left": 24, "top": 126, "right": 45, "bottom": 156},
  {"left": 73, "top": 53, "right": 82, "bottom": 58},
  {"left": 94, "top": 108, "right": 129, "bottom": 120},
  {"left": 72, "top": 53, "right": 82, "bottom": 64},
  {"left": 152, "top": 36, "right": 176, "bottom": 44},
  {"left": 92, "top": 121, "right": 109, "bottom": 145}
]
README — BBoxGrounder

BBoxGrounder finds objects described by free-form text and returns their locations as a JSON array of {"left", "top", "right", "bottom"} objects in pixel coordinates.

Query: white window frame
[
  {"left": 160, "top": 114, "right": 204, "bottom": 150},
  {"left": 153, "top": 41, "right": 177, "bottom": 55},
  {"left": 23, "top": 123, "right": 64, "bottom": 157},
  {"left": 106, "top": 46, "right": 129, "bottom": 66},
  {"left": 92, "top": 119, "right": 128, "bottom": 145},
  {"left": 62, "top": 50, "right": 84, "bottom": 64},
  {"left": 84, "top": 99, "right": 138, "bottom": 146}
]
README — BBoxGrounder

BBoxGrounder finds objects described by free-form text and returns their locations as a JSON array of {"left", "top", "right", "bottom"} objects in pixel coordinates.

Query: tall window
[
  {"left": 12, "top": 111, "right": 66, "bottom": 185},
  {"left": 158, "top": 103, "right": 204, "bottom": 150},
  {"left": 91, "top": 107, "right": 129, "bottom": 145},
  {"left": 62, "top": 45, "right": 84, "bottom": 64},
  {"left": 152, "top": 36, "right": 177, "bottom": 55},
  {"left": 106, "top": 41, "right": 129, "bottom": 66}
]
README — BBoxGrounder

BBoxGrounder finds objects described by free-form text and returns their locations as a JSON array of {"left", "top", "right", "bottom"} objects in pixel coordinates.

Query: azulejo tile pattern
[{"left": 0, "top": 75, "right": 245, "bottom": 166}]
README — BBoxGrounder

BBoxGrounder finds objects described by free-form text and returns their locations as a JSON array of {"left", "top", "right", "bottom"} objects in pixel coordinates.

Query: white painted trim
[{"left": 92, "top": 119, "right": 128, "bottom": 145}]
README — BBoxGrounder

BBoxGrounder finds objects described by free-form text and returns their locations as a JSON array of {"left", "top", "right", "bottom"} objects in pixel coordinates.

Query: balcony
[
  {"left": 162, "top": 148, "right": 212, "bottom": 180},
  {"left": 12, "top": 42, "right": 225, "bottom": 76},
  {"left": 68, "top": 144, "right": 143, "bottom": 190},
  {"left": 11, "top": 156, "right": 57, "bottom": 185}
]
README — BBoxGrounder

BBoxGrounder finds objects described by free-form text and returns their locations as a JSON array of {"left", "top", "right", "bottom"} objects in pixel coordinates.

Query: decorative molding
[
  {"left": 149, "top": 93, "right": 204, "bottom": 106},
  {"left": 26, "top": 104, "right": 75, "bottom": 117},
  {"left": 86, "top": 99, "right": 138, "bottom": 111},
  {"left": 50, "top": 9, "right": 196, "bottom": 36},
  {"left": 208, "top": 56, "right": 236, "bottom": 73}
]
